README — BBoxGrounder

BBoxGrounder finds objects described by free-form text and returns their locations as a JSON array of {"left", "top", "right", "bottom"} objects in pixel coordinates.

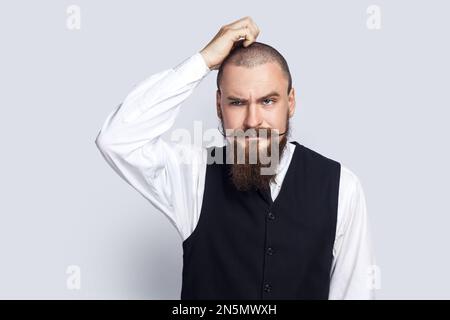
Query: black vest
[{"left": 181, "top": 141, "right": 341, "bottom": 300}]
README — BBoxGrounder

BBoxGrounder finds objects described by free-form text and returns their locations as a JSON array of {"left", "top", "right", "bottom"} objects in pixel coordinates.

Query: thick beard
[{"left": 221, "top": 118, "right": 290, "bottom": 192}]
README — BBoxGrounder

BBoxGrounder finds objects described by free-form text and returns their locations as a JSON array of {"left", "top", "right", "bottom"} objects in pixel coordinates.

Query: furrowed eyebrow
[{"left": 226, "top": 91, "right": 281, "bottom": 102}]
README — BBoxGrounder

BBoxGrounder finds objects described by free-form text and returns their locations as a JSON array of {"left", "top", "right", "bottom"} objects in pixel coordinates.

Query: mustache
[{"left": 219, "top": 127, "right": 288, "bottom": 138}]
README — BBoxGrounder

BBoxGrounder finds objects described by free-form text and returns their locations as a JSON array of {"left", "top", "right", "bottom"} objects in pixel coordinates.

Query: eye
[
  {"left": 230, "top": 100, "right": 242, "bottom": 106},
  {"left": 262, "top": 98, "right": 275, "bottom": 105}
]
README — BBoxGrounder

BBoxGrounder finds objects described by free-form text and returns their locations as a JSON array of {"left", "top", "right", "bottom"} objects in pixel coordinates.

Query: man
[{"left": 95, "top": 16, "right": 376, "bottom": 300}]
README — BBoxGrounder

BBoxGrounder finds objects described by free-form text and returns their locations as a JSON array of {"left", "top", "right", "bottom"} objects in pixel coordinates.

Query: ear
[
  {"left": 216, "top": 89, "right": 222, "bottom": 119},
  {"left": 288, "top": 87, "right": 296, "bottom": 118}
]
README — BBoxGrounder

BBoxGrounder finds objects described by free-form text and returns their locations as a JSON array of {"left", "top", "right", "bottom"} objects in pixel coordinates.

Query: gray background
[{"left": 0, "top": 0, "right": 449, "bottom": 299}]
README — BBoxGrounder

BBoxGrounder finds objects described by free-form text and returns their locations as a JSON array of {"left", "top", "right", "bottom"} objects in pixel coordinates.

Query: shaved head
[{"left": 216, "top": 41, "right": 292, "bottom": 95}]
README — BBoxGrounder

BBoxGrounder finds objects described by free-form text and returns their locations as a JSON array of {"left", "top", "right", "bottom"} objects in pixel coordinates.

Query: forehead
[{"left": 220, "top": 61, "right": 287, "bottom": 96}]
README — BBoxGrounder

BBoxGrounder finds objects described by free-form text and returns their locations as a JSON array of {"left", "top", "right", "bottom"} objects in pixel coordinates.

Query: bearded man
[{"left": 95, "top": 16, "right": 376, "bottom": 300}]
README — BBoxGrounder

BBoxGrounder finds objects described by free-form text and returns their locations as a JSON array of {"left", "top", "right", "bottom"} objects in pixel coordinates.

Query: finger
[
  {"left": 246, "top": 22, "right": 259, "bottom": 41},
  {"left": 241, "top": 27, "right": 256, "bottom": 47},
  {"left": 229, "top": 26, "right": 255, "bottom": 47},
  {"left": 226, "top": 16, "right": 259, "bottom": 39},
  {"left": 239, "top": 21, "right": 260, "bottom": 44}
]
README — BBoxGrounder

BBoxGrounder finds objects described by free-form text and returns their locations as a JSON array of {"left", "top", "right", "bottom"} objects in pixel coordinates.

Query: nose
[{"left": 244, "top": 102, "right": 263, "bottom": 129}]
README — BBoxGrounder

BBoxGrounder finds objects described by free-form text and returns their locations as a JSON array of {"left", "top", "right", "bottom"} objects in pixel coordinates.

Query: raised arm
[
  {"left": 95, "top": 52, "right": 211, "bottom": 240},
  {"left": 95, "top": 16, "right": 261, "bottom": 241}
]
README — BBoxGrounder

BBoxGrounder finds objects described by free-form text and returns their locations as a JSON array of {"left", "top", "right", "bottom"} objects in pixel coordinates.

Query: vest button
[
  {"left": 268, "top": 212, "right": 275, "bottom": 220},
  {"left": 264, "top": 283, "right": 272, "bottom": 293},
  {"left": 266, "top": 247, "right": 274, "bottom": 255}
]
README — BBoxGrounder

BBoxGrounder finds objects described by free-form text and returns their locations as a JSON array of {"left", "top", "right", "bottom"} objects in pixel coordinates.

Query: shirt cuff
[{"left": 173, "top": 52, "right": 211, "bottom": 83}]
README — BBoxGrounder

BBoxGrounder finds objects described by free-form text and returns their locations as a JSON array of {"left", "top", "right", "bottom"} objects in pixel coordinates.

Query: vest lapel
[{"left": 257, "top": 186, "right": 273, "bottom": 206}]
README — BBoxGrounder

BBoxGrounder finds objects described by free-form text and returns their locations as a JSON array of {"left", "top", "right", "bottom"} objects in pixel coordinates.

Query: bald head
[{"left": 216, "top": 41, "right": 292, "bottom": 95}]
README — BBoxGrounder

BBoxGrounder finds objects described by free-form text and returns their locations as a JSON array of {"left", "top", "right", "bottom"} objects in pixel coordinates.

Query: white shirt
[{"left": 95, "top": 52, "right": 377, "bottom": 300}]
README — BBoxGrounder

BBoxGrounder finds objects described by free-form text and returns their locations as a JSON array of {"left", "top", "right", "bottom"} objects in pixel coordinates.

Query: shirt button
[
  {"left": 264, "top": 283, "right": 272, "bottom": 293},
  {"left": 268, "top": 212, "right": 275, "bottom": 220},
  {"left": 266, "top": 247, "right": 274, "bottom": 256}
]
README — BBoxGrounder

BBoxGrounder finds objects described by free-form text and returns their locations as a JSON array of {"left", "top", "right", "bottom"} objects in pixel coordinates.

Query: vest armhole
[{"left": 182, "top": 146, "right": 215, "bottom": 248}]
